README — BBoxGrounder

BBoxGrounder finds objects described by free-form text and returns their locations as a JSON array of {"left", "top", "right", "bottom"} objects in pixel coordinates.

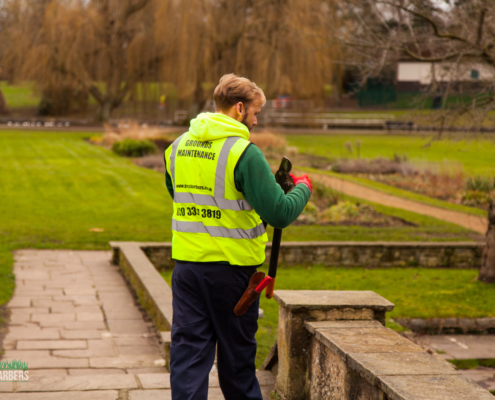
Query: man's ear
[{"left": 236, "top": 102, "right": 244, "bottom": 117}]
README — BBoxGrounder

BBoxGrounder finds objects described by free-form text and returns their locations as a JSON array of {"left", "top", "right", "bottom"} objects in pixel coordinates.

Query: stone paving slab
[
  {"left": 379, "top": 374, "right": 495, "bottom": 400},
  {"left": 0, "top": 382, "right": 14, "bottom": 392},
  {"left": 0, "top": 391, "right": 119, "bottom": 400},
  {"left": 1, "top": 250, "right": 276, "bottom": 398},
  {"left": 89, "top": 355, "right": 166, "bottom": 369},
  {"left": 16, "top": 374, "right": 138, "bottom": 391},
  {"left": 459, "top": 368, "right": 495, "bottom": 391},
  {"left": 427, "top": 334, "right": 495, "bottom": 359},
  {"left": 69, "top": 369, "right": 127, "bottom": 376},
  {"left": 17, "top": 340, "right": 87, "bottom": 350}
]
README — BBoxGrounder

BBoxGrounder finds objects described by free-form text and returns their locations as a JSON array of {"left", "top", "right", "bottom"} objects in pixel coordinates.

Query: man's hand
[{"left": 289, "top": 173, "right": 312, "bottom": 193}]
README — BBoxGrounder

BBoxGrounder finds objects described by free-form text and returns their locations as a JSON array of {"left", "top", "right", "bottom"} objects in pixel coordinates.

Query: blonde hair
[{"left": 213, "top": 73, "right": 266, "bottom": 111}]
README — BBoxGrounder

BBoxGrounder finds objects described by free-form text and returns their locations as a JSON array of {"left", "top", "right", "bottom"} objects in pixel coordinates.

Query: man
[{"left": 164, "top": 73, "right": 312, "bottom": 400}]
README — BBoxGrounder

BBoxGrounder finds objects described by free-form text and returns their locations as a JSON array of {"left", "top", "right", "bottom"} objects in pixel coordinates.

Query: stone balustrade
[
  {"left": 110, "top": 241, "right": 493, "bottom": 399},
  {"left": 266, "top": 290, "right": 493, "bottom": 400}
]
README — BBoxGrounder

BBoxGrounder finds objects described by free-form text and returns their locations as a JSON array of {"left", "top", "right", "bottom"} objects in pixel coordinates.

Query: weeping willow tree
[
  {"left": 1, "top": 0, "right": 345, "bottom": 120},
  {"left": 157, "top": 0, "right": 344, "bottom": 111},
  {"left": 1, "top": 0, "right": 164, "bottom": 120}
]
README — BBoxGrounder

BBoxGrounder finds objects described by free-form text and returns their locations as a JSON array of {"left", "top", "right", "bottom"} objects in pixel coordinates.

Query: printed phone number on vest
[{"left": 177, "top": 207, "right": 222, "bottom": 219}]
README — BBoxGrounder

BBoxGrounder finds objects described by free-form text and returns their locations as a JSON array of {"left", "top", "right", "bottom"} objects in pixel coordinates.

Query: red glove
[{"left": 290, "top": 173, "right": 312, "bottom": 193}]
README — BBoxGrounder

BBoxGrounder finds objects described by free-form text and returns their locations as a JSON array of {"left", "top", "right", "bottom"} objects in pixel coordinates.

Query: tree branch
[
  {"left": 378, "top": 1, "right": 470, "bottom": 45},
  {"left": 477, "top": 7, "right": 487, "bottom": 46},
  {"left": 404, "top": 48, "right": 480, "bottom": 63},
  {"left": 121, "top": 0, "right": 150, "bottom": 24}
]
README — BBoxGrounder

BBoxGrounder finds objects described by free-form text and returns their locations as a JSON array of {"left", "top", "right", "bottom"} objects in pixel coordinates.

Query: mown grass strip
[{"left": 448, "top": 359, "right": 495, "bottom": 370}]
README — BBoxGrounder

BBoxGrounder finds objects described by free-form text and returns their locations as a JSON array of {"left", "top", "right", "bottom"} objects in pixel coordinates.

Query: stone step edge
[{"left": 395, "top": 317, "right": 495, "bottom": 333}]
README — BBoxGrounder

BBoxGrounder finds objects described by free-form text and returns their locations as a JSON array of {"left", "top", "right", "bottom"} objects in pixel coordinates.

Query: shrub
[
  {"left": 249, "top": 132, "right": 287, "bottom": 152},
  {"left": 462, "top": 190, "right": 493, "bottom": 207},
  {"left": 332, "top": 156, "right": 415, "bottom": 175},
  {"left": 465, "top": 175, "right": 494, "bottom": 193},
  {"left": 134, "top": 154, "right": 165, "bottom": 171},
  {"left": 112, "top": 139, "right": 157, "bottom": 157},
  {"left": 102, "top": 121, "right": 173, "bottom": 147}
]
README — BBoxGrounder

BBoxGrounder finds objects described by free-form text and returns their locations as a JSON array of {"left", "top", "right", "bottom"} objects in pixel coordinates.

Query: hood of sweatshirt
[{"left": 188, "top": 112, "right": 250, "bottom": 142}]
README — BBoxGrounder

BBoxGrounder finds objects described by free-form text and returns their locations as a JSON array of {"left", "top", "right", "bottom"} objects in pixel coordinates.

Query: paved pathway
[
  {"left": 0, "top": 250, "right": 275, "bottom": 399},
  {"left": 415, "top": 334, "right": 495, "bottom": 392},
  {"left": 301, "top": 170, "right": 488, "bottom": 234}
]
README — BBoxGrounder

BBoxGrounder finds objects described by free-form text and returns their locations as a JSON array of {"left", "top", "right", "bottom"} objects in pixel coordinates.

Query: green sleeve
[
  {"left": 164, "top": 154, "right": 174, "bottom": 200},
  {"left": 234, "top": 144, "right": 311, "bottom": 229}
]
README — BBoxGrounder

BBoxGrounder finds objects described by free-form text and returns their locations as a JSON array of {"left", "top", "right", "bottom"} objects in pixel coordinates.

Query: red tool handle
[
  {"left": 264, "top": 277, "right": 276, "bottom": 299},
  {"left": 255, "top": 276, "right": 272, "bottom": 293}
]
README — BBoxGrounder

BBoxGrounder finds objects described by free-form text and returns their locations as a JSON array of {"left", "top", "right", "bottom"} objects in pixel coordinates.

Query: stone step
[{"left": 0, "top": 371, "right": 276, "bottom": 397}]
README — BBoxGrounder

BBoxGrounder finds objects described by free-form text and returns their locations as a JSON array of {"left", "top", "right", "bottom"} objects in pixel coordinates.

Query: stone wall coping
[
  {"left": 378, "top": 374, "right": 495, "bottom": 400},
  {"left": 305, "top": 320, "right": 383, "bottom": 334},
  {"left": 110, "top": 241, "right": 483, "bottom": 248},
  {"left": 273, "top": 290, "right": 395, "bottom": 311},
  {"left": 308, "top": 323, "right": 494, "bottom": 399},
  {"left": 314, "top": 327, "right": 422, "bottom": 361},
  {"left": 117, "top": 243, "right": 173, "bottom": 326}
]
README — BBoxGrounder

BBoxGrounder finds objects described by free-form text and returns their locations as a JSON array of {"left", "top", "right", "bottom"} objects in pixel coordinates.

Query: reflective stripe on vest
[
  {"left": 169, "top": 136, "right": 253, "bottom": 211},
  {"left": 172, "top": 219, "right": 266, "bottom": 240}
]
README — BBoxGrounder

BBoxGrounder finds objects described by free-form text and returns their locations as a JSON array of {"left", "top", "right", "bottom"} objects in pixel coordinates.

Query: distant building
[{"left": 396, "top": 61, "right": 495, "bottom": 92}]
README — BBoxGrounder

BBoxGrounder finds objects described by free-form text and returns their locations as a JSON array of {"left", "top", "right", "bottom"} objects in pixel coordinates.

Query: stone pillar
[{"left": 272, "top": 290, "right": 394, "bottom": 400}]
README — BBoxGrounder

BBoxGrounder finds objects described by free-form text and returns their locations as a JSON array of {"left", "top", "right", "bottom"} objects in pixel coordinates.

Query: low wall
[
  {"left": 269, "top": 290, "right": 493, "bottom": 400},
  {"left": 111, "top": 241, "right": 492, "bottom": 399},
  {"left": 396, "top": 316, "right": 495, "bottom": 334},
  {"left": 110, "top": 242, "right": 173, "bottom": 368},
  {"left": 140, "top": 241, "right": 484, "bottom": 270}
]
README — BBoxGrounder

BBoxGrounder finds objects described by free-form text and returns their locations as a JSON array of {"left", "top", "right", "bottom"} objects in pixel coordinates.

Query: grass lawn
[
  {"left": 286, "top": 134, "right": 495, "bottom": 216},
  {"left": 0, "top": 130, "right": 481, "bottom": 309},
  {"left": 0, "top": 129, "right": 487, "bottom": 369},
  {"left": 162, "top": 265, "right": 494, "bottom": 368},
  {"left": 0, "top": 130, "right": 177, "bottom": 307},
  {"left": 287, "top": 134, "right": 495, "bottom": 176},
  {"left": 1, "top": 81, "right": 179, "bottom": 109},
  {"left": 1, "top": 81, "right": 41, "bottom": 109}
]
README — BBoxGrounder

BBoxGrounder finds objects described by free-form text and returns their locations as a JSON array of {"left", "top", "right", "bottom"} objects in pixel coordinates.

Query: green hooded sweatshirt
[{"left": 165, "top": 112, "right": 311, "bottom": 229}]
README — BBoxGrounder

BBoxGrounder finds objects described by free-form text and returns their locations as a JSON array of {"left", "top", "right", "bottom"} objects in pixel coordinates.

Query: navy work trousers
[{"left": 170, "top": 261, "right": 263, "bottom": 400}]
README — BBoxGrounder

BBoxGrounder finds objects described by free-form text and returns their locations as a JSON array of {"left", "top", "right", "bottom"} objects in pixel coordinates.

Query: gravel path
[{"left": 302, "top": 170, "right": 488, "bottom": 234}]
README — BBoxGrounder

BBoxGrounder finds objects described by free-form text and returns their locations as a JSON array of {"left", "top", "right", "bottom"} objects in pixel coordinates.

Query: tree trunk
[
  {"left": 0, "top": 84, "right": 9, "bottom": 115},
  {"left": 479, "top": 200, "right": 495, "bottom": 283},
  {"left": 94, "top": 100, "right": 113, "bottom": 123}
]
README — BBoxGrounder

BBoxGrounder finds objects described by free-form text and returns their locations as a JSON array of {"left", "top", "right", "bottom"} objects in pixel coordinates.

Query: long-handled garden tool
[{"left": 234, "top": 157, "right": 294, "bottom": 316}]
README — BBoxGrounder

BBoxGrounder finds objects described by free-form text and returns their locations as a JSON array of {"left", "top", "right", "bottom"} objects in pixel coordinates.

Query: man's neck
[{"left": 218, "top": 108, "right": 241, "bottom": 123}]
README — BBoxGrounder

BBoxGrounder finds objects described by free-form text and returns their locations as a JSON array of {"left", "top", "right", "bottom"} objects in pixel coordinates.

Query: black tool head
[{"left": 275, "top": 156, "right": 295, "bottom": 194}]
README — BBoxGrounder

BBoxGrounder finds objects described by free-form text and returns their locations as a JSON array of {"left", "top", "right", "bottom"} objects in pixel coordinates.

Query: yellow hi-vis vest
[{"left": 165, "top": 132, "right": 268, "bottom": 266}]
